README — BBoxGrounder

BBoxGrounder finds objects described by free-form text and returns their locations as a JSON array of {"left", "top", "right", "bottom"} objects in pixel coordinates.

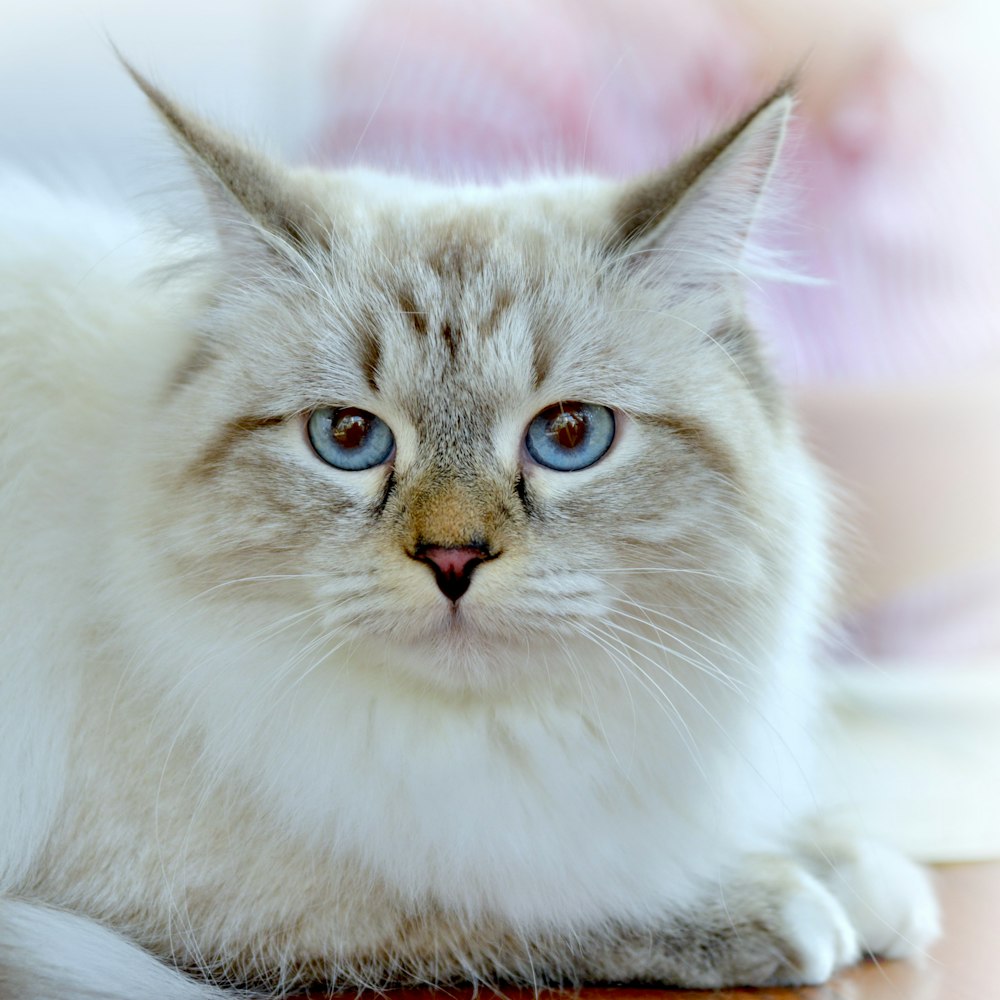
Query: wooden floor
[{"left": 304, "top": 863, "right": 998, "bottom": 1000}]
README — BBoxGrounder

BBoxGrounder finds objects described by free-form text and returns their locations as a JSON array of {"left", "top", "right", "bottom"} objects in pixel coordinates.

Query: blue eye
[
  {"left": 525, "top": 402, "right": 615, "bottom": 471},
  {"left": 307, "top": 407, "right": 395, "bottom": 471}
]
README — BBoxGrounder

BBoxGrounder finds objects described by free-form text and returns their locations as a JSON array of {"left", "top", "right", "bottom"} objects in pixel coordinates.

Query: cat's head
[{"left": 122, "top": 67, "right": 825, "bottom": 695}]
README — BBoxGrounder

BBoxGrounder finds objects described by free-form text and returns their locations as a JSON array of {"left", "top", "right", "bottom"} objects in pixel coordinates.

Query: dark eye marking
[
  {"left": 371, "top": 468, "right": 397, "bottom": 518},
  {"left": 188, "top": 414, "right": 285, "bottom": 481},
  {"left": 634, "top": 413, "right": 737, "bottom": 481},
  {"left": 514, "top": 473, "right": 535, "bottom": 517}
]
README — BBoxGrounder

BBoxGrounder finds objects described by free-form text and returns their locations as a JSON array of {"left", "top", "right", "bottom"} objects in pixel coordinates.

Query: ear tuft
[
  {"left": 608, "top": 80, "right": 794, "bottom": 282},
  {"left": 118, "top": 53, "right": 328, "bottom": 256}
]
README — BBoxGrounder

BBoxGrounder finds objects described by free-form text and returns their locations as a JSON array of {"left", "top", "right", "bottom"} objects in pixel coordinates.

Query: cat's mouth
[
  {"left": 438, "top": 599, "right": 470, "bottom": 633},
  {"left": 416, "top": 596, "right": 500, "bottom": 645}
]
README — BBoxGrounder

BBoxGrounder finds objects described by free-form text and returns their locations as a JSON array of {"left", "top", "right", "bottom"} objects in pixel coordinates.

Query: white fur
[
  {"left": 0, "top": 90, "right": 935, "bottom": 994},
  {"left": 0, "top": 901, "right": 226, "bottom": 1000}
]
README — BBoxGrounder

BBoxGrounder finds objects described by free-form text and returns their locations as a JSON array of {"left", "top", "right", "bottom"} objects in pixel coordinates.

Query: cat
[{"left": 0, "top": 63, "right": 939, "bottom": 999}]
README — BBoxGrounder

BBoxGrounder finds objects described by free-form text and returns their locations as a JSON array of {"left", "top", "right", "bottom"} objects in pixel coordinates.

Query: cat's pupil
[
  {"left": 548, "top": 408, "right": 587, "bottom": 450},
  {"left": 307, "top": 406, "right": 394, "bottom": 470},
  {"left": 524, "top": 402, "right": 613, "bottom": 471},
  {"left": 332, "top": 409, "right": 370, "bottom": 449}
]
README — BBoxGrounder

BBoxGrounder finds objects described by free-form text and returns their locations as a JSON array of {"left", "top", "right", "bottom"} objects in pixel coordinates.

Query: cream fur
[{"left": 0, "top": 82, "right": 936, "bottom": 997}]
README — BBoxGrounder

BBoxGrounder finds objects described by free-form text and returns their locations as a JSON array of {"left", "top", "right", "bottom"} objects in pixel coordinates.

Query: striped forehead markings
[
  {"left": 396, "top": 289, "right": 428, "bottom": 336},
  {"left": 392, "top": 285, "right": 518, "bottom": 350}
]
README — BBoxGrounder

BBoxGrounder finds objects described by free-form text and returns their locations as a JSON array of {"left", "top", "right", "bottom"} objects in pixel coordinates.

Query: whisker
[
  {"left": 606, "top": 600, "right": 751, "bottom": 696},
  {"left": 574, "top": 621, "right": 710, "bottom": 784},
  {"left": 555, "top": 632, "right": 639, "bottom": 781},
  {"left": 611, "top": 587, "right": 762, "bottom": 671}
]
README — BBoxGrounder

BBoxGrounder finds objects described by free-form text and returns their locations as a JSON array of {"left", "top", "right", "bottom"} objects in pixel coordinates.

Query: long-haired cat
[{"left": 0, "top": 65, "right": 938, "bottom": 999}]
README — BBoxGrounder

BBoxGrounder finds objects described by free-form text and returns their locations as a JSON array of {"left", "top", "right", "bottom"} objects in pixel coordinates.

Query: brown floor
[{"left": 304, "top": 863, "right": 998, "bottom": 1000}]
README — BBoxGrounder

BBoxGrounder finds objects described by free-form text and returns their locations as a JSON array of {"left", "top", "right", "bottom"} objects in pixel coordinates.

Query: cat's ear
[
  {"left": 122, "top": 59, "right": 327, "bottom": 260},
  {"left": 607, "top": 83, "right": 793, "bottom": 288}
]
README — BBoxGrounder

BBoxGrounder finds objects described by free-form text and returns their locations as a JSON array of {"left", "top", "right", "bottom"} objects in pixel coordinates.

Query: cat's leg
[
  {"left": 0, "top": 898, "right": 228, "bottom": 1000},
  {"left": 549, "top": 856, "right": 862, "bottom": 988},
  {"left": 537, "top": 841, "right": 938, "bottom": 989},
  {"left": 797, "top": 833, "right": 941, "bottom": 961}
]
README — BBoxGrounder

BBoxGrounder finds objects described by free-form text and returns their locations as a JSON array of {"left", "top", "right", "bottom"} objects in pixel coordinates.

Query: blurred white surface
[
  {"left": 0, "top": 0, "right": 363, "bottom": 187},
  {"left": 827, "top": 664, "right": 1000, "bottom": 863}
]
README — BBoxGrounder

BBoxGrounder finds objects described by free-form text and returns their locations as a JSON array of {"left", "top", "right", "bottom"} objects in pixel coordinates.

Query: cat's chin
[
  {"left": 410, "top": 603, "right": 512, "bottom": 652},
  {"left": 412, "top": 600, "right": 576, "bottom": 647},
  {"left": 359, "top": 603, "right": 565, "bottom": 691}
]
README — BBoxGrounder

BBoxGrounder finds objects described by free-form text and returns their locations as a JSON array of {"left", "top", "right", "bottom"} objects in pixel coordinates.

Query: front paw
[
  {"left": 699, "top": 860, "right": 861, "bottom": 987},
  {"left": 567, "top": 858, "right": 861, "bottom": 988},
  {"left": 763, "top": 866, "right": 862, "bottom": 985},
  {"left": 805, "top": 838, "right": 940, "bottom": 960}
]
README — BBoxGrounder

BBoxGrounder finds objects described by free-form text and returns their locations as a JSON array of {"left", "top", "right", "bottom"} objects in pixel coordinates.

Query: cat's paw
[
  {"left": 540, "top": 858, "right": 863, "bottom": 988},
  {"left": 623, "top": 859, "right": 863, "bottom": 988},
  {"left": 815, "top": 839, "right": 940, "bottom": 960},
  {"left": 739, "top": 864, "right": 861, "bottom": 986}
]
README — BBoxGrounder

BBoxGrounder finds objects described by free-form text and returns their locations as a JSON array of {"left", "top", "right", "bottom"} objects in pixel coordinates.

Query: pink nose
[
  {"left": 421, "top": 546, "right": 482, "bottom": 577},
  {"left": 412, "top": 544, "right": 490, "bottom": 602}
]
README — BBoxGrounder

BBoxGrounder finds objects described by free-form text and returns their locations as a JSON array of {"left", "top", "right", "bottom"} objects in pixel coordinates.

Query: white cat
[{"left": 0, "top": 66, "right": 938, "bottom": 999}]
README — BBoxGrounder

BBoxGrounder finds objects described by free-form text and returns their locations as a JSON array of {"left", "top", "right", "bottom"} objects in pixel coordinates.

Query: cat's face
[{"left": 122, "top": 74, "right": 815, "bottom": 692}]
